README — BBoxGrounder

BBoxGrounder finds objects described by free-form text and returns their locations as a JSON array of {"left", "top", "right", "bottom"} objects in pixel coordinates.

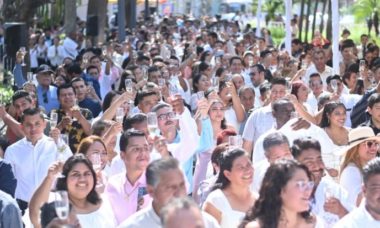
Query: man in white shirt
[
  {"left": 303, "top": 49, "right": 334, "bottom": 89},
  {"left": 252, "top": 132, "right": 293, "bottom": 192},
  {"left": 335, "top": 157, "right": 380, "bottom": 227},
  {"left": 4, "top": 108, "right": 71, "bottom": 214},
  {"left": 249, "top": 64, "right": 267, "bottom": 108},
  {"left": 118, "top": 158, "right": 219, "bottom": 228},
  {"left": 47, "top": 37, "right": 65, "bottom": 69},
  {"left": 62, "top": 31, "right": 78, "bottom": 60},
  {"left": 152, "top": 101, "right": 199, "bottom": 194},
  {"left": 306, "top": 73, "right": 330, "bottom": 113},
  {"left": 292, "top": 137, "right": 353, "bottom": 227},
  {"left": 242, "top": 77, "right": 288, "bottom": 155}
]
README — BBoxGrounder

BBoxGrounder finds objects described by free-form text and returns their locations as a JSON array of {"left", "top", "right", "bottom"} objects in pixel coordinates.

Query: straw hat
[{"left": 340, "top": 127, "right": 380, "bottom": 156}]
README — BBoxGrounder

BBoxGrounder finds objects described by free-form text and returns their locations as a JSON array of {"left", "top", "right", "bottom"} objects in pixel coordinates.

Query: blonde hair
[{"left": 340, "top": 144, "right": 364, "bottom": 175}]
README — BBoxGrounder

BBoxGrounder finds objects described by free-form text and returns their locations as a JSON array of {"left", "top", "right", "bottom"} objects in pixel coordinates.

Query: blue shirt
[
  {"left": 36, "top": 85, "right": 60, "bottom": 114},
  {"left": 79, "top": 98, "right": 101, "bottom": 117}
]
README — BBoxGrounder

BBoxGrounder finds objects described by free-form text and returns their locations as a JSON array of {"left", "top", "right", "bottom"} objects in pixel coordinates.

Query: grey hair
[
  {"left": 146, "top": 158, "right": 180, "bottom": 188},
  {"left": 238, "top": 85, "right": 255, "bottom": 97},
  {"left": 160, "top": 197, "right": 199, "bottom": 226},
  {"left": 151, "top": 102, "right": 171, "bottom": 113},
  {"left": 263, "top": 132, "right": 289, "bottom": 157}
]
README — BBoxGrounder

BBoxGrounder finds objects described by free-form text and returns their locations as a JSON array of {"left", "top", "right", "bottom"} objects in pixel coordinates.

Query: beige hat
[{"left": 340, "top": 127, "right": 380, "bottom": 156}]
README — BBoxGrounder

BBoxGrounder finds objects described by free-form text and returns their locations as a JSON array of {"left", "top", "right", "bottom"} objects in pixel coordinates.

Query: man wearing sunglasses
[
  {"left": 306, "top": 73, "right": 329, "bottom": 114},
  {"left": 292, "top": 137, "right": 353, "bottom": 227}
]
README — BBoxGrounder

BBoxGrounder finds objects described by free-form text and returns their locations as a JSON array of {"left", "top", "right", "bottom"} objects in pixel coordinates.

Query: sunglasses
[{"left": 365, "top": 141, "right": 380, "bottom": 148}]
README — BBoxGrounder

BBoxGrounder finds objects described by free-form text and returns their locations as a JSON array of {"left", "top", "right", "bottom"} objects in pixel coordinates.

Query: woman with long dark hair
[
  {"left": 202, "top": 148, "right": 256, "bottom": 228},
  {"left": 240, "top": 159, "right": 318, "bottom": 228},
  {"left": 29, "top": 154, "right": 116, "bottom": 227},
  {"left": 319, "top": 101, "right": 349, "bottom": 174}
]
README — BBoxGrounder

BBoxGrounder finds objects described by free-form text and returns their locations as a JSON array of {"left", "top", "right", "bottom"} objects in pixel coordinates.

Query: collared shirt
[
  {"left": 4, "top": 135, "right": 72, "bottom": 202},
  {"left": 118, "top": 202, "right": 221, "bottom": 228},
  {"left": 105, "top": 172, "right": 151, "bottom": 225},
  {"left": 56, "top": 107, "right": 93, "bottom": 152},
  {"left": 37, "top": 85, "right": 60, "bottom": 114},
  {"left": 242, "top": 105, "right": 274, "bottom": 148},
  {"left": 335, "top": 200, "right": 380, "bottom": 227}
]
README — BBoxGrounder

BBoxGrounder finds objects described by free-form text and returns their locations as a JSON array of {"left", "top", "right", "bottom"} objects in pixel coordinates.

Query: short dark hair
[
  {"left": 368, "top": 93, "right": 380, "bottom": 108},
  {"left": 270, "top": 77, "right": 287, "bottom": 88},
  {"left": 86, "top": 65, "right": 98, "bottom": 73},
  {"left": 263, "top": 132, "right": 289, "bottom": 155},
  {"left": 229, "top": 56, "right": 243, "bottom": 66},
  {"left": 363, "top": 157, "right": 380, "bottom": 185},
  {"left": 136, "top": 90, "right": 158, "bottom": 105},
  {"left": 12, "top": 90, "right": 32, "bottom": 104},
  {"left": 291, "top": 137, "right": 321, "bottom": 159},
  {"left": 71, "top": 76, "right": 86, "bottom": 85},
  {"left": 252, "top": 64, "right": 265, "bottom": 73},
  {"left": 123, "top": 113, "right": 147, "bottom": 131},
  {"left": 20, "top": 108, "right": 44, "bottom": 123},
  {"left": 119, "top": 129, "right": 146, "bottom": 152},
  {"left": 57, "top": 83, "right": 76, "bottom": 98}
]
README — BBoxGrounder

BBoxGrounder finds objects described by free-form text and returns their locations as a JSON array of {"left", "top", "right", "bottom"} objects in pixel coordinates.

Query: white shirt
[
  {"left": 311, "top": 176, "right": 354, "bottom": 227},
  {"left": 340, "top": 163, "right": 363, "bottom": 206},
  {"left": 251, "top": 160, "right": 270, "bottom": 193},
  {"left": 4, "top": 135, "right": 71, "bottom": 202},
  {"left": 303, "top": 64, "right": 334, "bottom": 88},
  {"left": 118, "top": 203, "right": 220, "bottom": 228},
  {"left": 335, "top": 200, "right": 380, "bottom": 227},
  {"left": 47, "top": 45, "right": 65, "bottom": 67},
  {"left": 62, "top": 37, "right": 78, "bottom": 59},
  {"left": 242, "top": 105, "right": 274, "bottom": 148},
  {"left": 167, "top": 108, "right": 199, "bottom": 164},
  {"left": 306, "top": 91, "right": 330, "bottom": 114},
  {"left": 339, "top": 94, "right": 362, "bottom": 127}
]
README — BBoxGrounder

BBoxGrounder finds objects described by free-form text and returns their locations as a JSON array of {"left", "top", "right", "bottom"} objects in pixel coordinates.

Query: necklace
[{"left": 124, "top": 187, "right": 138, "bottom": 201}]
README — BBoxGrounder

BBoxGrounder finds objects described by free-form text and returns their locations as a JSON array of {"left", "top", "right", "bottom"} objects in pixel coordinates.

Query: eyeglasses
[
  {"left": 42, "top": 92, "right": 48, "bottom": 103},
  {"left": 365, "top": 141, "right": 380, "bottom": 148},
  {"left": 157, "top": 112, "right": 175, "bottom": 121},
  {"left": 295, "top": 181, "right": 315, "bottom": 192}
]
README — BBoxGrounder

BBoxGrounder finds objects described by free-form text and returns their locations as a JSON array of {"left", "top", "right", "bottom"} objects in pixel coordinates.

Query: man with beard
[
  {"left": 292, "top": 137, "right": 353, "bottom": 227},
  {"left": 336, "top": 158, "right": 380, "bottom": 227}
]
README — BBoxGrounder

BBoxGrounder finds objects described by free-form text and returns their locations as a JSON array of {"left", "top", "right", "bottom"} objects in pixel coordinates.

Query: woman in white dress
[
  {"left": 203, "top": 148, "right": 256, "bottom": 228},
  {"left": 339, "top": 126, "right": 380, "bottom": 206},
  {"left": 29, "top": 154, "right": 116, "bottom": 228},
  {"left": 241, "top": 159, "right": 321, "bottom": 228},
  {"left": 319, "top": 101, "right": 350, "bottom": 176}
]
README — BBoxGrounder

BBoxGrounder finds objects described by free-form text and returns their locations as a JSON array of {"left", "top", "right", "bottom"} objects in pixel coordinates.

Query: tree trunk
[
  {"left": 312, "top": 0, "right": 319, "bottom": 35},
  {"left": 304, "top": 0, "right": 312, "bottom": 42},
  {"left": 319, "top": 0, "right": 327, "bottom": 34},
  {"left": 64, "top": 0, "right": 77, "bottom": 34},
  {"left": 97, "top": 0, "right": 108, "bottom": 44},
  {"left": 299, "top": 0, "right": 306, "bottom": 40},
  {"left": 1, "top": 0, "right": 46, "bottom": 24},
  {"left": 326, "top": 0, "right": 332, "bottom": 40}
]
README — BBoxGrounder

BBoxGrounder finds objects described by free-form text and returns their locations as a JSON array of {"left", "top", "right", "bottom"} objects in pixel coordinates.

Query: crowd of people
[{"left": 1, "top": 11, "right": 380, "bottom": 228}]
